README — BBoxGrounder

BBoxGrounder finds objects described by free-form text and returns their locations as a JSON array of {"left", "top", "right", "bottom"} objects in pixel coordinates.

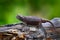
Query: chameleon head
[{"left": 16, "top": 15, "right": 24, "bottom": 21}]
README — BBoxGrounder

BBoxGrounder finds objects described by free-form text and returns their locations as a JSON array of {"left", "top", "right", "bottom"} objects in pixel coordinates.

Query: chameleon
[{"left": 16, "top": 15, "right": 56, "bottom": 32}]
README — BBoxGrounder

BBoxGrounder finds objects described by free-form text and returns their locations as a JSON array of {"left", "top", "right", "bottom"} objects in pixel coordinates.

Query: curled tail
[{"left": 41, "top": 20, "right": 57, "bottom": 34}]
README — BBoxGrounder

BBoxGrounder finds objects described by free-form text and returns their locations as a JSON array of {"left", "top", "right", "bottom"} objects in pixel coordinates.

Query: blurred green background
[{"left": 0, "top": 0, "right": 60, "bottom": 25}]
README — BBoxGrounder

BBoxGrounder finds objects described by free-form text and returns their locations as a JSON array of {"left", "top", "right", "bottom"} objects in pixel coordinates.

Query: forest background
[{"left": 0, "top": 0, "right": 60, "bottom": 25}]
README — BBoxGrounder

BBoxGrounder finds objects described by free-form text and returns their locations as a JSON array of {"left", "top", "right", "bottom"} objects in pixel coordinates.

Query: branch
[{"left": 0, "top": 18, "right": 60, "bottom": 40}]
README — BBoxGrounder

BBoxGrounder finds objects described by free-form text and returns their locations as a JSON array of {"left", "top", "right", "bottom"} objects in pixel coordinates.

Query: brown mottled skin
[{"left": 16, "top": 15, "right": 57, "bottom": 33}]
